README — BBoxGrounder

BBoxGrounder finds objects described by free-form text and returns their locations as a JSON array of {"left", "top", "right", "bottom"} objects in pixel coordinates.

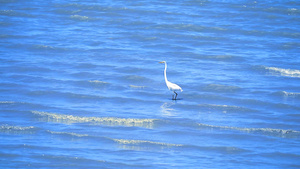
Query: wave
[
  {"left": 282, "top": 91, "right": 300, "bottom": 96},
  {"left": 203, "top": 84, "right": 241, "bottom": 93},
  {"left": 153, "top": 23, "right": 228, "bottom": 34},
  {"left": 35, "top": 154, "right": 107, "bottom": 166},
  {"left": 113, "top": 138, "right": 183, "bottom": 147},
  {"left": 47, "top": 130, "right": 183, "bottom": 149},
  {"left": 0, "top": 125, "right": 37, "bottom": 134},
  {"left": 70, "top": 15, "right": 91, "bottom": 21},
  {"left": 264, "top": 66, "right": 300, "bottom": 78},
  {"left": 47, "top": 130, "right": 245, "bottom": 154},
  {"left": 33, "top": 44, "right": 55, "bottom": 50},
  {"left": 274, "top": 91, "right": 300, "bottom": 99},
  {"left": 88, "top": 80, "right": 109, "bottom": 85},
  {"left": 197, "top": 104, "right": 254, "bottom": 113},
  {"left": 0, "top": 101, "right": 51, "bottom": 111},
  {"left": 129, "top": 85, "right": 146, "bottom": 89},
  {"left": 113, "top": 138, "right": 246, "bottom": 154},
  {"left": 86, "top": 80, "right": 110, "bottom": 88},
  {"left": 198, "top": 123, "right": 300, "bottom": 138},
  {"left": 0, "top": 101, "right": 16, "bottom": 104},
  {"left": 47, "top": 130, "right": 89, "bottom": 137},
  {"left": 22, "top": 44, "right": 71, "bottom": 54},
  {"left": 31, "top": 111, "right": 157, "bottom": 128},
  {"left": 199, "top": 54, "right": 244, "bottom": 62},
  {"left": 28, "top": 90, "right": 104, "bottom": 101},
  {"left": 0, "top": 10, "right": 33, "bottom": 17},
  {"left": 3, "top": 64, "right": 56, "bottom": 76},
  {"left": 122, "top": 75, "right": 153, "bottom": 83}
]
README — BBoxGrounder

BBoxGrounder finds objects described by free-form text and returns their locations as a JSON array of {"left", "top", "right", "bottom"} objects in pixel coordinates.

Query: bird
[{"left": 159, "top": 61, "right": 183, "bottom": 100}]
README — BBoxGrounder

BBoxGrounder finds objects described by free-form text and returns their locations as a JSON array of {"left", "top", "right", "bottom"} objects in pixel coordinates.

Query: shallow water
[{"left": 1, "top": 0, "right": 300, "bottom": 168}]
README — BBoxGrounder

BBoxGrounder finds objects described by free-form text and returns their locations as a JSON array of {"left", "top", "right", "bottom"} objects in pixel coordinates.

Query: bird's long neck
[{"left": 164, "top": 62, "right": 168, "bottom": 83}]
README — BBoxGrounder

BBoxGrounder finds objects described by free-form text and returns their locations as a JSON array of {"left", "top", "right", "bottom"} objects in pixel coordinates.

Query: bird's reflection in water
[{"left": 160, "top": 102, "right": 177, "bottom": 117}]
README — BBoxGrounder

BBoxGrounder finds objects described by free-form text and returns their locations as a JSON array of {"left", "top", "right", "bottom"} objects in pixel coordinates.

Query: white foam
[
  {"left": 113, "top": 138, "right": 183, "bottom": 147},
  {"left": 0, "top": 125, "right": 35, "bottom": 131},
  {"left": 129, "top": 85, "right": 146, "bottom": 89},
  {"left": 265, "top": 66, "right": 300, "bottom": 78},
  {"left": 70, "top": 15, "right": 90, "bottom": 21},
  {"left": 281, "top": 91, "right": 300, "bottom": 97},
  {"left": 48, "top": 130, "right": 183, "bottom": 147},
  {"left": 198, "top": 123, "right": 300, "bottom": 137},
  {"left": 88, "top": 80, "right": 109, "bottom": 84},
  {"left": 48, "top": 131, "right": 89, "bottom": 137},
  {"left": 32, "top": 111, "right": 156, "bottom": 128},
  {"left": 34, "top": 44, "right": 54, "bottom": 50},
  {"left": 0, "top": 101, "right": 16, "bottom": 104},
  {"left": 0, "top": 125, "right": 36, "bottom": 134}
]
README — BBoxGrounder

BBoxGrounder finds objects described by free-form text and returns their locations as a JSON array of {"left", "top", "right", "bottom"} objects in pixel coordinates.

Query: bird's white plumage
[
  {"left": 166, "top": 81, "right": 182, "bottom": 92},
  {"left": 159, "top": 61, "right": 182, "bottom": 99}
]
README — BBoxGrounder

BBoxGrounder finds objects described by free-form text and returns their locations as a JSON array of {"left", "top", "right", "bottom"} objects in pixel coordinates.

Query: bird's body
[{"left": 159, "top": 61, "right": 182, "bottom": 100}]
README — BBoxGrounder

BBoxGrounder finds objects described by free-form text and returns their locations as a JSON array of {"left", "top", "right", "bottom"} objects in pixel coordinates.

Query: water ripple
[{"left": 198, "top": 123, "right": 300, "bottom": 138}]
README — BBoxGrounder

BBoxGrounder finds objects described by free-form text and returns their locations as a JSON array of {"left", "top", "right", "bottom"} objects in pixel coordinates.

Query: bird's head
[{"left": 159, "top": 61, "right": 166, "bottom": 64}]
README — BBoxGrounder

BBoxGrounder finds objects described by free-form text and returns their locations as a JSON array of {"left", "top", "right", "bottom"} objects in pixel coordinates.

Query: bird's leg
[{"left": 174, "top": 91, "right": 178, "bottom": 100}]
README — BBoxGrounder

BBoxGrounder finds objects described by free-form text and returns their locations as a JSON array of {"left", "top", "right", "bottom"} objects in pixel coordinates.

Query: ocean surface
[{"left": 1, "top": 0, "right": 300, "bottom": 168}]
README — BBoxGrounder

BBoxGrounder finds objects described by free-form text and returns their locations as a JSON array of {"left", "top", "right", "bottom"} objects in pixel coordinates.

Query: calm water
[{"left": 1, "top": 0, "right": 300, "bottom": 168}]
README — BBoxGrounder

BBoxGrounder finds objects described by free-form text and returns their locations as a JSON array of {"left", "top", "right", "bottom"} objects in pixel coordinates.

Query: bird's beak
[{"left": 159, "top": 61, "right": 164, "bottom": 63}]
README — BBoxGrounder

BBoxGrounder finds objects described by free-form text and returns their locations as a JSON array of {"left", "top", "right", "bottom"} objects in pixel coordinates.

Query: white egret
[{"left": 159, "top": 61, "right": 183, "bottom": 100}]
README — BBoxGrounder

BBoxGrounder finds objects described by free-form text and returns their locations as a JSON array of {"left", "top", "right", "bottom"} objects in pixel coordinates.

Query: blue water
[{"left": 1, "top": 0, "right": 300, "bottom": 168}]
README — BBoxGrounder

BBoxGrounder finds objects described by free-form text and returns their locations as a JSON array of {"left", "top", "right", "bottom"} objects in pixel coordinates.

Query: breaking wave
[
  {"left": 113, "top": 138, "right": 183, "bottom": 147},
  {"left": 31, "top": 111, "right": 156, "bottom": 128},
  {"left": 276, "top": 91, "right": 300, "bottom": 98},
  {"left": 70, "top": 15, "right": 91, "bottom": 21},
  {"left": 0, "top": 125, "right": 37, "bottom": 134},
  {"left": 265, "top": 66, "right": 300, "bottom": 78}
]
